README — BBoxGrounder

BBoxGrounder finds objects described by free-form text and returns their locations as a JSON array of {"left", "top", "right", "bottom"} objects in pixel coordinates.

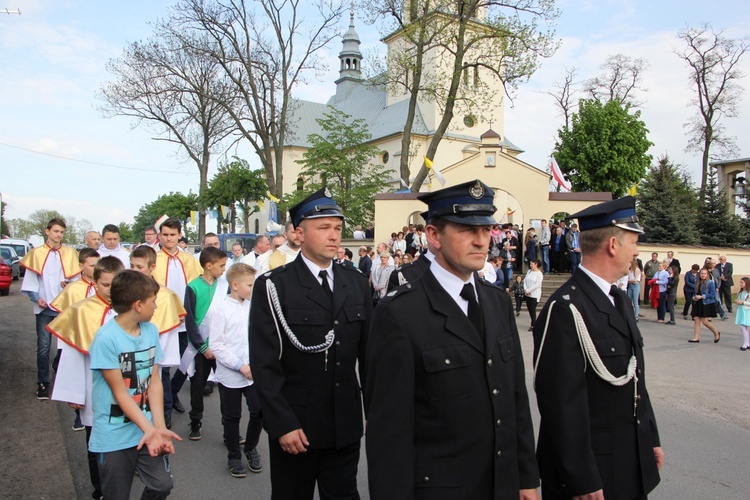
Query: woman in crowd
[
  {"left": 734, "top": 277, "right": 750, "bottom": 351},
  {"left": 653, "top": 261, "right": 670, "bottom": 323},
  {"left": 371, "top": 251, "right": 395, "bottom": 306},
  {"left": 524, "top": 228, "right": 538, "bottom": 268},
  {"left": 706, "top": 260, "right": 728, "bottom": 321},
  {"left": 666, "top": 265, "right": 680, "bottom": 325},
  {"left": 523, "top": 259, "right": 543, "bottom": 331},
  {"left": 392, "top": 231, "right": 407, "bottom": 255},
  {"left": 690, "top": 267, "right": 721, "bottom": 343},
  {"left": 550, "top": 227, "right": 565, "bottom": 273},
  {"left": 627, "top": 258, "right": 641, "bottom": 320},
  {"left": 682, "top": 264, "right": 700, "bottom": 319}
]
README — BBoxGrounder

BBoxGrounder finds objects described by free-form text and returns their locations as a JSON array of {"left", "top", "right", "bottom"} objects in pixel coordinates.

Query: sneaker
[
  {"left": 72, "top": 412, "right": 84, "bottom": 431},
  {"left": 172, "top": 395, "right": 185, "bottom": 413},
  {"left": 189, "top": 423, "right": 202, "bottom": 441},
  {"left": 245, "top": 448, "right": 263, "bottom": 473},
  {"left": 228, "top": 459, "right": 247, "bottom": 478},
  {"left": 36, "top": 383, "right": 50, "bottom": 400}
]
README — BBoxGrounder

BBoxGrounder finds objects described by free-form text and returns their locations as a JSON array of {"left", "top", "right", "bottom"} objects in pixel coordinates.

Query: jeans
[
  {"left": 541, "top": 245, "right": 550, "bottom": 273},
  {"left": 569, "top": 250, "right": 582, "bottom": 274},
  {"left": 503, "top": 267, "right": 513, "bottom": 289},
  {"left": 627, "top": 283, "right": 641, "bottom": 318},
  {"left": 657, "top": 291, "right": 667, "bottom": 320},
  {"left": 36, "top": 313, "right": 56, "bottom": 384}
]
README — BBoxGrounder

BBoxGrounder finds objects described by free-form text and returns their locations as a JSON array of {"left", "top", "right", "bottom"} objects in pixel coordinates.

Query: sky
[{"left": 2, "top": 0, "right": 750, "bottom": 237}]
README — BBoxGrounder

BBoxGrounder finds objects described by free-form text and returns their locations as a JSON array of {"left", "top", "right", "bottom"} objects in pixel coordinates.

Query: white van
[{"left": 0, "top": 238, "right": 33, "bottom": 276}]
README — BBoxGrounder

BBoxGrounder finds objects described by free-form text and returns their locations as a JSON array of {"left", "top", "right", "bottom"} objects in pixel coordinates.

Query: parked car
[
  {"left": 0, "top": 238, "right": 32, "bottom": 276},
  {"left": 0, "top": 246, "right": 20, "bottom": 280},
  {"left": 0, "top": 256, "right": 12, "bottom": 295}
]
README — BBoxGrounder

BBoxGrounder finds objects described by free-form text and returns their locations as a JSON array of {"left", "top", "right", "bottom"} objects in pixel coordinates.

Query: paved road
[{"left": 3, "top": 279, "right": 750, "bottom": 499}]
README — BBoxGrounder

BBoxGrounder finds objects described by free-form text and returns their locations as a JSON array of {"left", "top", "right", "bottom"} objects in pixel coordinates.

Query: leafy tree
[
  {"left": 203, "top": 158, "right": 268, "bottom": 233},
  {"left": 695, "top": 169, "right": 746, "bottom": 247},
  {"left": 288, "top": 107, "right": 393, "bottom": 237},
  {"left": 637, "top": 155, "right": 698, "bottom": 245},
  {"left": 133, "top": 192, "right": 200, "bottom": 242},
  {"left": 675, "top": 24, "right": 750, "bottom": 201},
  {"left": 117, "top": 222, "right": 137, "bottom": 243},
  {"left": 365, "top": 0, "right": 560, "bottom": 190},
  {"left": 554, "top": 99, "right": 652, "bottom": 197}
]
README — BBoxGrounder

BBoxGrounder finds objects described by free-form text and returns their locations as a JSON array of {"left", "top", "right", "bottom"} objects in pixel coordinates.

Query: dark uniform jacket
[
  {"left": 533, "top": 270, "right": 661, "bottom": 499},
  {"left": 366, "top": 269, "right": 539, "bottom": 500},
  {"left": 386, "top": 253, "right": 431, "bottom": 292},
  {"left": 249, "top": 253, "right": 372, "bottom": 450}
]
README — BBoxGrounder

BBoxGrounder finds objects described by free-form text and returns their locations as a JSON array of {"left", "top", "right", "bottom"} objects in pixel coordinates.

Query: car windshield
[
  {"left": 1, "top": 244, "right": 25, "bottom": 257},
  {"left": 0, "top": 248, "right": 13, "bottom": 259}
]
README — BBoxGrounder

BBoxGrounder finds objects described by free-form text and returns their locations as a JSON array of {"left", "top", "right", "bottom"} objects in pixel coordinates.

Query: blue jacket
[
  {"left": 683, "top": 271, "right": 697, "bottom": 293},
  {"left": 700, "top": 280, "right": 717, "bottom": 304}
]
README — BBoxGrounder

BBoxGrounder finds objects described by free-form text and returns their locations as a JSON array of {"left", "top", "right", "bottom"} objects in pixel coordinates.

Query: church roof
[{"left": 285, "top": 84, "right": 431, "bottom": 147}]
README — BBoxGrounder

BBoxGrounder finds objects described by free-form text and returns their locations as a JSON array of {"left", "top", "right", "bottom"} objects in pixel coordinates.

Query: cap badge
[
  {"left": 469, "top": 180, "right": 484, "bottom": 199},
  {"left": 324, "top": 187, "right": 332, "bottom": 198}
]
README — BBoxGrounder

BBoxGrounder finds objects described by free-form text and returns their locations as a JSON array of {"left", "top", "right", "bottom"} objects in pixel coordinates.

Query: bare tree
[
  {"left": 675, "top": 23, "right": 750, "bottom": 200},
  {"left": 546, "top": 66, "right": 578, "bottom": 130},
  {"left": 584, "top": 54, "right": 648, "bottom": 107},
  {"left": 98, "top": 30, "right": 235, "bottom": 238},
  {"left": 169, "top": 0, "right": 347, "bottom": 198},
  {"left": 366, "top": 0, "right": 560, "bottom": 191}
]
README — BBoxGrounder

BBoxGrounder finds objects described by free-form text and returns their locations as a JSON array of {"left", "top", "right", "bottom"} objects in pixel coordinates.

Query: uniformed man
[
  {"left": 250, "top": 188, "right": 371, "bottom": 499},
  {"left": 365, "top": 179, "right": 540, "bottom": 500},
  {"left": 532, "top": 196, "right": 664, "bottom": 500}
]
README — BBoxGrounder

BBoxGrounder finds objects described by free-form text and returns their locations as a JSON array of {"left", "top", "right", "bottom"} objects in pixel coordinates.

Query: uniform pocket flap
[
  {"left": 285, "top": 309, "right": 326, "bottom": 326},
  {"left": 498, "top": 337, "right": 516, "bottom": 361},
  {"left": 344, "top": 305, "right": 366, "bottom": 322},
  {"left": 422, "top": 345, "right": 471, "bottom": 373},
  {"left": 414, "top": 459, "right": 461, "bottom": 488},
  {"left": 592, "top": 335, "right": 629, "bottom": 357}
]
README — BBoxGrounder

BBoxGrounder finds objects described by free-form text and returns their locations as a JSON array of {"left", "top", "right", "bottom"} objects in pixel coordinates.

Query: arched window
[{"left": 297, "top": 177, "right": 304, "bottom": 191}]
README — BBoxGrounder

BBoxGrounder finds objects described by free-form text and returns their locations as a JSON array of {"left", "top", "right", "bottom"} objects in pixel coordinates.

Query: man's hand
[
  {"left": 519, "top": 488, "right": 539, "bottom": 500},
  {"left": 240, "top": 364, "right": 252, "bottom": 380},
  {"left": 279, "top": 428, "right": 309, "bottom": 455},
  {"left": 67, "top": 403, "right": 84, "bottom": 410},
  {"left": 37, "top": 298, "right": 48, "bottom": 309},
  {"left": 654, "top": 446, "right": 665, "bottom": 470},
  {"left": 203, "top": 348, "right": 214, "bottom": 360},
  {"left": 573, "top": 490, "right": 604, "bottom": 500}
]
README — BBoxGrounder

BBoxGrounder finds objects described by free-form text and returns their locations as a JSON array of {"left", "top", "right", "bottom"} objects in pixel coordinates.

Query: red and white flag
[{"left": 549, "top": 156, "right": 571, "bottom": 192}]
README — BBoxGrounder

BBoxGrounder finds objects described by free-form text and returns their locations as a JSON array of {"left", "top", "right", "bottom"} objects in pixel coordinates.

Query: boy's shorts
[{"left": 97, "top": 446, "right": 173, "bottom": 500}]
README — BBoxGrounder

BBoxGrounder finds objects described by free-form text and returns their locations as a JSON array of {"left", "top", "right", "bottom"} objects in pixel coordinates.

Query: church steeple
[{"left": 336, "top": 6, "right": 362, "bottom": 85}]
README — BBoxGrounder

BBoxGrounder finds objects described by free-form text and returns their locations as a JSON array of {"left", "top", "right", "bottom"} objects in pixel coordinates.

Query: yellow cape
[
  {"left": 153, "top": 286, "right": 187, "bottom": 333},
  {"left": 46, "top": 294, "right": 112, "bottom": 353},
  {"left": 20, "top": 244, "right": 80, "bottom": 279},
  {"left": 153, "top": 249, "right": 202, "bottom": 287},
  {"left": 50, "top": 277, "right": 95, "bottom": 313}
]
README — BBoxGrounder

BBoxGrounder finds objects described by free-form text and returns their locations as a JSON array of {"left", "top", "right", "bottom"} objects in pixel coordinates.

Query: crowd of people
[{"left": 17, "top": 183, "right": 747, "bottom": 500}]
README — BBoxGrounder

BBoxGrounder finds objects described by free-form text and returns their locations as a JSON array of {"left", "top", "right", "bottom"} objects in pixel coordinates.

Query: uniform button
[
  {"left": 610, "top": 347, "right": 616, "bottom": 352},
  {"left": 336, "top": 341, "right": 341, "bottom": 346},
  {"left": 487, "top": 359, "right": 493, "bottom": 366},
  {"left": 304, "top": 317, "right": 309, "bottom": 322},
  {"left": 336, "top": 362, "right": 341, "bottom": 367},
  {"left": 444, "top": 359, "right": 451, "bottom": 365},
  {"left": 638, "top": 369, "right": 642, "bottom": 375},
  {"left": 334, "top": 320, "right": 339, "bottom": 325},
  {"left": 357, "top": 313, "right": 361, "bottom": 317},
  {"left": 636, "top": 394, "right": 641, "bottom": 400},
  {"left": 407, "top": 284, "right": 412, "bottom": 289},
  {"left": 637, "top": 419, "right": 641, "bottom": 425},
  {"left": 335, "top": 383, "right": 340, "bottom": 388},
  {"left": 492, "top": 389, "right": 499, "bottom": 396},
  {"left": 496, "top": 419, "right": 501, "bottom": 427},
  {"left": 496, "top": 450, "right": 502, "bottom": 457},
  {"left": 423, "top": 476, "right": 429, "bottom": 483}
]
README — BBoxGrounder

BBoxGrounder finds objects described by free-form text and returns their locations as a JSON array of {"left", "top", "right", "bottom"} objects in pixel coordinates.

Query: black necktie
[
  {"left": 610, "top": 285, "right": 630, "bottom": 320},
  {"left": 319, "top": 270, "right": 333, "bottom": 302},
  {"left": 460, "top": 283, "right": 484, "bottom": 337}
]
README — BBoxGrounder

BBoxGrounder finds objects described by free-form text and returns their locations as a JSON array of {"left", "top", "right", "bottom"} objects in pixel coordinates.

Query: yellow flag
[
  {"left": 424, "top": 156, "right": 446, "bottom": 186},
  {"left": 627, "top": 184, "right": 638, "bottom": 197},
  {"left": 190, "top": 211, "right": 197, "bottom": 226},
  {"left": 221, "top": 205, "right": 230, "bottom": 217},
  {"left": 267, "top": 192, "right": 280, "bottom": 203}
]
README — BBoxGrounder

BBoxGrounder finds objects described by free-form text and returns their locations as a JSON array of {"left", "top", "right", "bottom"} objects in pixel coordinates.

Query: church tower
[{"left": 333, "top": 8, "right": 363, "bottom": 101}]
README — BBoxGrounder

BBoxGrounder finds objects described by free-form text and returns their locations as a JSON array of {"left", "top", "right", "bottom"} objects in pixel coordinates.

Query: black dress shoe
[
  {"left": 165, "top": 414, "right": 172, "bottom": 430},
  {"left": 688, "top": 339, "right": 700, "bottom": 343},
  {"left": 715, "top": 332, "right": 721, "bottom": 343},
  {"left": 173, "top": 396, "right": 185, "bottom": 413}
]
